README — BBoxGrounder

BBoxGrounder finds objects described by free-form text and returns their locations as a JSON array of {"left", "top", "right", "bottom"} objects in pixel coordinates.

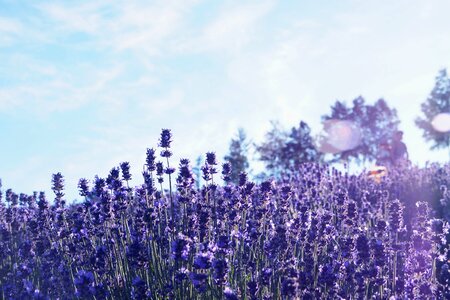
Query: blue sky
[{"left": 1, "top": 0, "right": 449, "bottom": 202}]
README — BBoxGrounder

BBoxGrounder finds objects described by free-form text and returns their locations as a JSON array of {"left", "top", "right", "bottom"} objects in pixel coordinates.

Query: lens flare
[
  {"left": 431, "top": 113, "right": 450, "bottom": 133},
  {"left": 317, "top": 120, "right": 361, "bottom": 153}
]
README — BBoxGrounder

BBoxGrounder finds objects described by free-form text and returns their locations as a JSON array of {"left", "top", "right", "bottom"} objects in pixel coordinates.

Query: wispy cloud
[
  {"left": 37, "top": 2, "right": 105, "bottom": 35},
  {"left": 0, "top": 17, "right": 23, "bottom": 46},
  {"left": 188, "top": 0, "right": 275, "bottom": 54},
  {"left": 37, "top": 0, "right": 201, "bottom": 55},
  {"left": 0, "top": 61, "right": 124, "bottom": 114},
  {"left": 1, "top": 0, "right": 450, "bottom": 200},
  {"left": 0, "top": 16, "right": 22, "bottom": 34}
]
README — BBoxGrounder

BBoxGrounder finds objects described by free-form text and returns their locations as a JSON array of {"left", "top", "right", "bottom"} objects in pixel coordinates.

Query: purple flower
[
  {"left": 145, "top": 148, "right": 157, "bottom": 171},
  {"left": 37, "top": 191, "right": 48, "bottom": 210},
  {"left": 356, "top": 234, "right": 370, "bottom": 264},
  {"left": 78, "top": 178, "right": 90, "bottom": 197},
  {"left": 106, "top": 167, "right": 122, "bottom": 190},
  {"left": 217, "top": 235, "right": 230, "bottom": 249},
  {"left": 142, "top": 171, "right": 156, "bottom": 195},
  {"left": 156, "top": 162, "right": 164, "bottom": 183},
  {"left": 389, "top": 199, "right": 404, "bottom": 231},
  {"left": 224, "top": 286, "right": 239, "bottom": 300},
  {"left": 189, "top": 272, "right": 208, "bottom": 292},
  {"left": 238, "top": 172, "right": 248, "bottom": 186},
  {"left": 201, "top": 165, "right": 212, "bottom": 181},
  {"left": 222, "top": 162, "right": 232, "bottom": 182},
  {"left": 93, "top": 176, "right": 106, "bottom": 197},
  {"left": 74, "top": 270, "right": 95, "bottom": 298},
  {"left": 175, "top": 268, "right": 189, "bottom": 283},
  {"left": 51, "top": 172, "right": 65, "bottom": 207},
  {"left": 164, "top": 167, "right": 176, "bottom": 175},
  {"left": 159, "top": 129, "right": 172, "bottom": 148},
  {"left": 156, "top": 162, "right": 164, "bottom": 176},
  {"left": 206, "top": 152, "right": 217, "bottom": 166},
  {"left": 371, "top": 239, "right": 386, "bottom": 267},
  {"left": 51, "top": 173, "right": 64, "bottom": 194},
  {"left": 260, "top": 180, "right": 274, "bottom": 194},
  {"left": 212, "top": 257, "right": 228, "bottom": 285},
  {"left": 127, "top": 237, "right": 147, "bottom": 268},
  {"left": 120, "top": 162, "right": 132, "bottom": 181},
  {"left": 376, "top": 220, "right": 387, "bottom": 233},
  {"left": 171, "top": 234, "right": 192, "bottom": 261},
  {"left": 194, "top": 252, "right": 212, "bottom": 269},
  {"left": 160, "top": 149, "right": 173, "bottom": 158},
  {"left": 178, "top": 159, "right": 192, "bottom": 179},
  {"left": 344, "top": 200, "right": 357, "bottom": 226},
  {"left": 131, "top": 276, "right": 149, "bottom": 300}
]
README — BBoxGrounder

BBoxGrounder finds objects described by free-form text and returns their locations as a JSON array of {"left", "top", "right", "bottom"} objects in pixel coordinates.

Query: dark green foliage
[
  {"left": 224, "top": 128, "right": 250, "bottom": 184},
  {"left": 415, "top": 69, "right": 450, "bottom": 150},
  {"left": 256, "top": 121, "right": 320, "bottom": 177},
  {"left": 322, "top": 96, "right": 400, "bottom": 164}
]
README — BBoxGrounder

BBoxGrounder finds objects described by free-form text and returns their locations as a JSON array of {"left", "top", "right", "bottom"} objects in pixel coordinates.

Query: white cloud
[
  {"left": 194, "top": 0, "right": 275, "bottom": 53},
  {"left": 138, "top": 88, "right": 184, "bottom": 118},
  {"left": 0, "top": 17, "right": 23, "bottom": 46},
  {"left": 0, "top": 88, "right": 23, "bottom": 110},
  {"left": 0, "top": 62, "right": 124, "bottom": 114},
  {"left": 37, "top": 0, "right": 201, "bottom": 56},
  {"left": 37, "top": 2, "right": 104, "bottom": 35},
  {"left": 111, "top": 1, "right": 195, "bottom": 53},
  {"left": 0, "top": 17, "right": 23, "bottom": 33}
]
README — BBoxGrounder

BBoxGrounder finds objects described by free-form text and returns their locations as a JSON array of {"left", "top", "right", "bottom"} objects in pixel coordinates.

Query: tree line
[{"left": 223, "top": 69, "right": 450, "bottom": 183}]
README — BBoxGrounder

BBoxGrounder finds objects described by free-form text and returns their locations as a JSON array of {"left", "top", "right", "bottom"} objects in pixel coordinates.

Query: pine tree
[
  {"left": 224, "top": 128, "right": 250, "bottom": 184},
  {"left": 256, "top": 121, "right": 320, "bottom": 177},
  {"left": 283, "top": 121, "right": 321, "bottom": 169},
  {"left": 255, "top": 121, "right": 288, "bottom": 176},
  {"left": 415, "top": 69, "right": 450, "bottom": 151}
]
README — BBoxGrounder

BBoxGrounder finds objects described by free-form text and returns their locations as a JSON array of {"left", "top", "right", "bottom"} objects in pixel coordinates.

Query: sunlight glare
[{"left": 431, "top": 113, "right": 450, "bottom": 133}]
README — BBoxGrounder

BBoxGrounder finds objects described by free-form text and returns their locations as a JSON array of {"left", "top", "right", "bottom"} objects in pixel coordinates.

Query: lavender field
[
  {"left": 3, "top": 0, "right": 450, "bottom": 299},
  {"left": 0, "top": 130, "right": 449, "bottom": 299}
]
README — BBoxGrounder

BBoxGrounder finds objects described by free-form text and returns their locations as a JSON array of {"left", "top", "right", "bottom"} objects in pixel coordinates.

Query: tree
[
  {"left": 415, "top": 69, "right": 450, "bottom": 151},
  {"left": 256, "top": 120, "right": 321, "bottom": 177},
  {"left": 284, "top": 121, "right": 321, "bottom": 169},
  {"left": 321, "top": 96, "right": 400, "bottom": 164},
  {"left": 224, "top": 128, "right": 250, "bottom": 184},
  {"left": 255, "top": 121, "right": 287, "bottom": 177}
]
